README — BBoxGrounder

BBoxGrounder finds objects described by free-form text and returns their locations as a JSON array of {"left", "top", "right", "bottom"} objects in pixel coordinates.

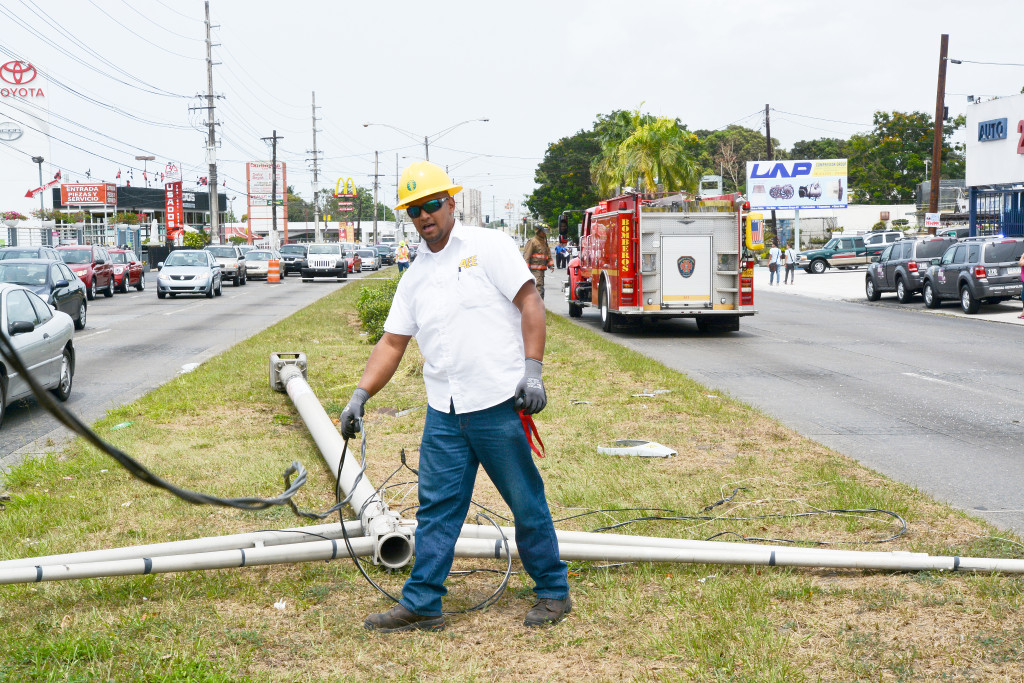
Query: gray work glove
[
  {"left": 514, "top": 358, "right": 546, "bottom": 415},
  {"left": 339, "top": 388, "right": 369, "bottom": 439}
]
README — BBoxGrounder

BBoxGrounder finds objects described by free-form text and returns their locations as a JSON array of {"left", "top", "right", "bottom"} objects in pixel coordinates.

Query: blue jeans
[
  {"left": 399, "top": 398, "right": 569, "bottom": 616},
  {"left": 397, "top": 261, "right": 409, "bottom": 273},
  {"left": 769, "top": 263, "right": 780, "bottom": 285}
]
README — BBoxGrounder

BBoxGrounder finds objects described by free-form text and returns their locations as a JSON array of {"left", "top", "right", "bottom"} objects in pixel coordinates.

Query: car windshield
[
  {"left": 375, "top": 246, "right": 389, "bottom": 254},
  {"left": 985, "top": 241, "right": 1024, "bottom": 263},
  {"left": 357, "top": 250, "right": 375, "bottom": 258},
  {"left": 279, "top": 245, "right": 305, "bottom": 255},
  {"left": 0, "top": 249, "right": 39, "bottom": 260},
  {"left": 60, "top": 250, "right": 92, "bottom": 264},
  {"left": 207, "top": 247, "right": 236, "bottom": 257},
  {"left": 0, "top": 263, "right": 48, "bottom": 285},
  {"left": 823, "top": 239, "right": 840, "bottom": 250},
  {"left": 110, "top": 252, "right": 128, "bottom": 264},
  {"left": 916, "top": 240, "right": 952, "bottom": 259},
  {"left": 164, "top": 252, "right": 208, "bottom": 267},
  {"left": 307, "top": 245, "right": 340, "bottom": 255},
  {"left": 247, "top": 251, "right": 272, "bottom": 261}
]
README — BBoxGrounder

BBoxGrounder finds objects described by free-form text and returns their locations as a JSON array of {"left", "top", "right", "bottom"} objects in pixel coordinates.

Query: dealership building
[{"left": 965, "top": 93, "right": 1024, "bottom": 237}]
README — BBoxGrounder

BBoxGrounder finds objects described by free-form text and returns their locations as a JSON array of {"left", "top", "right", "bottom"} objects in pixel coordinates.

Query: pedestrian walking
[
  {"left": 768, "top": 240, "right": 782, "bottom": 286},
  {"left": 523, "top": 225, "right": 554, "bottom": 298},
  {"left": 340, "top": 161, "right": 571, "bottom": 633},
  {"left": 783, "top": 243, "right": 797, "bottom": 284},
  {"left": 395, "top": 241, "right": 411, "bottom": 274},
  {"left": 554, "top": 242, "right": 567, "bottom": 269}
]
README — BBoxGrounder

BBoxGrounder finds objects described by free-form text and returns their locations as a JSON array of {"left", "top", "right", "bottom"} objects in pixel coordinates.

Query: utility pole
[
  {"left": 261, "top": 130, "right": 284, "bottom": 250},
  {"left": 372, "top": 151, "right": 379, "bottom": 245},
  {"left": 765, "top": 103, "right": 778, "bottom": 239},
  {"left": 929, "top": 33, "right": 949, "bottom": 226},
  {"left": 309, "top": 91, "right": 322, "bottom": 242},
  {"left": 203, "top": 0, "right": 221, "bottom": 244}
]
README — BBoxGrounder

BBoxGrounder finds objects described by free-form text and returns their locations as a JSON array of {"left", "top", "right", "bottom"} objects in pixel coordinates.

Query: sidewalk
[{"left": 753, "top": 265, "right": 1024, "bottom": 325}]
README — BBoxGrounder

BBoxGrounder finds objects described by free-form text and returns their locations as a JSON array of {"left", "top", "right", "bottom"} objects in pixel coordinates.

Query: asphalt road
[
  {"left": 544, "top": 265, "right": 1024, "bottom": 535},
  {"left": 0, "top": 267, "right": 362, "bottom": 474}
]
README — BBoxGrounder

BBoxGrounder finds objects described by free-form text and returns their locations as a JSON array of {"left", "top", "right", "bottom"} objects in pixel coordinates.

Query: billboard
[
  {"left": 746, "top": 159, "right": 848, "bottom": 210},
  {"left": 61, "top": 183, "right": 116, "bottom": 205},
  {"left": 165, "top": 181, "right": 183, "bottom": 241},
  {"left": 965, "top": 94, "right": 1024, "bottom": 187}
]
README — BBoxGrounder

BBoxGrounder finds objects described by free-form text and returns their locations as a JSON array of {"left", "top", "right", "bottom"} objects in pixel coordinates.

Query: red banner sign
[
  {"left": 165, "top": 181, "right": 183, "bottom": 241},
  {"left": 60, "top": 183, "right": 116, "bottom": 206}
]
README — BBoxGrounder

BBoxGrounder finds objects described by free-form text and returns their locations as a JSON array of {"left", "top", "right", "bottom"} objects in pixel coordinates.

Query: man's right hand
[{"left": 339, "top": 388, "right": 370, "bottom": 439}]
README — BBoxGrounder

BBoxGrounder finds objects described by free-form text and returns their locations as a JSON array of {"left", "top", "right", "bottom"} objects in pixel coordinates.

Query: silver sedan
[
  {"left": 0, "top": 282, "right": 75, "bottom": 426},
  {"left": 156, "top": 250, "right": 224, "bottom": 299}
]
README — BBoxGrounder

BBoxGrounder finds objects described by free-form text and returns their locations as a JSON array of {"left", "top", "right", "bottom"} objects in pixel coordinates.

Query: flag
[
  {"left": 143, "top": 171, "right": 148, "bottom": 182},
  {"left": 126, "top": 180, "right": 131, "bottom": 187},
  {"left": 116, "top": 169, "right": 121, "bottom": 179},
  {"left": 53, "top": 170, "right": 61, "bottom": 180}
]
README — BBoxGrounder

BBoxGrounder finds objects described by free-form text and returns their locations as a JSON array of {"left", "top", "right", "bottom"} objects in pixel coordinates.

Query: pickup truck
[{"left": 798, "top": 236, "right": 868, "bottom": 274}]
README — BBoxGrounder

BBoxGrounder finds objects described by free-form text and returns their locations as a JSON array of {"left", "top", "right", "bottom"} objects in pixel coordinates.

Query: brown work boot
[
  {"left": 523, "top": 596, "right": 572, "bottom": 627},
  {"left": 364, "top": 604, "right": 444, "bottom": 633}
]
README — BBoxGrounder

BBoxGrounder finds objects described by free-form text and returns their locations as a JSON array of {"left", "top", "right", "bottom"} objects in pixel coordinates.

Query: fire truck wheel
[
  {"left": 568, "top": 301, "right": 583, "bottom": 318},
  {"left": 599, "top": 286, "right": 615, "bottom": 332}
]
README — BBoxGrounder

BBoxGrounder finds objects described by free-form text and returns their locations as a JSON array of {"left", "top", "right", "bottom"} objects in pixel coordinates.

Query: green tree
[
  {"left": 694, "top": 125, "right": 781, "bottom": 194},
  {"left": 591, "top": 109, "right": 700, "bottom": 195},
  {"left": 525, "top": 128, "right": 601, "bottom": 225},
  {"left": 847, "top": 111, "right": 965, "bottom": 204},
  {"left": 790, "top": 137, "right": 849, "bottom": 160}
]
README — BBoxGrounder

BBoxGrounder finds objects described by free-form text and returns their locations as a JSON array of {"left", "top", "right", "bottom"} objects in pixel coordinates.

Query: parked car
[
  {"left": 0, "top": 282, "right": 75, "bottom": 425},
  {"left": 205, "top": 245, "right": 248, "bottom": 286},
  {"left": 798, "top": 235, "right": 868, "bottom": 274},
  {"left": 109, "top": 248, "right": 145, "bottom": 293},
  {"left": 921, "top": 237, "right": 1024, "bottom": 313},
  {"left": 0, "top": 259, "right": 88, "bottom": 330},
  {"left": 343, "top": 249, "right": 362, "bottom": 273},
  {"left": 57, "top": 245, "right": 115, "bottom": 300},
  {"left": 156, "top": 249, "right": 223, "bottom": 299},
  {"left": 357, "top": 248, "right": 381, "bottom": 271},
  {"left": 865, "top": 236, "right": 958, "bottom": 303},
  {"left": 0, "top": 246, "right": 62, "bottom": 262},
  {"left": 278, "top": 244, "right": 309, "bottom": 274},
  {"left": 861, "top": 230, "right": 905, "bottom": 257},
  {"left": 374, "top": 244, "right": 394, "bottom": 266},
  {"left": 243, "top": 249, "right": 286, "bottom": 280},
  {"left": 301, "top": 243, "right": 348, "bottom": 281}
]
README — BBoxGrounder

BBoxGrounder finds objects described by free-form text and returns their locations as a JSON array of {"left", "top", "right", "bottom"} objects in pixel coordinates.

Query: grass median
[{"left": 1, "top": 274, "right": 1023, "bottom": 682}]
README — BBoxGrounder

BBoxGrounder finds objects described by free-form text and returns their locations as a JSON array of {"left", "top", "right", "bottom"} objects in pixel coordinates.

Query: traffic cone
[{"left": 268, "top": 259, "right": 281, "bottom": 284}]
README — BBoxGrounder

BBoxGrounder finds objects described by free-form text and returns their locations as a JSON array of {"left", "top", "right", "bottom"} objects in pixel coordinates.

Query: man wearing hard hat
[
  {"left": 340, "top": 161, "right": 570, "bottom": 632},
  {"left": 522, "top": 224, "right": 554, "bottom": 297},
  {"left": 395, "top": 240, "right": 411, "bottom": 273}
]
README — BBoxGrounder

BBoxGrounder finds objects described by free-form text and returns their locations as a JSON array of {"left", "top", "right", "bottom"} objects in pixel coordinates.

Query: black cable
[{"left": 0, "top": 323, "right": 307, "bottom": 511}]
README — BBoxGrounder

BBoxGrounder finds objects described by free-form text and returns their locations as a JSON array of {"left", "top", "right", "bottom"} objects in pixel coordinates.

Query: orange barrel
[{"left": 268, "top": 259, "right": 281, "bottom": 283}]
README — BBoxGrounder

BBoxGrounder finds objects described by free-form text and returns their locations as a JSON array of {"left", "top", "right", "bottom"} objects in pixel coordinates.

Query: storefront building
[{"left": 966, "top": 94, "right": 1024, "bottom": 237}]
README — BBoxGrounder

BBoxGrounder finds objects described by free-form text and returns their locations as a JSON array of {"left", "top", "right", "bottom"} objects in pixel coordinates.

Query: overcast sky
[{"left": 2, "top": 0, "right": 1022, "bottom": 220}]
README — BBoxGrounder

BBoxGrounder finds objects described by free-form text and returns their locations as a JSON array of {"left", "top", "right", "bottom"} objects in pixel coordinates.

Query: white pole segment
[
  {"left": 0, "top": 521, "right": 363, "bottom": 570},
  {"left": 0, "top": 537, "right": 376, "bottom": 586}
]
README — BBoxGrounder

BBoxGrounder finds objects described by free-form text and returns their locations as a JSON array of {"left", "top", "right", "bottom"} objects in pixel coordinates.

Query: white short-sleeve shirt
[{"left": 383, "top": 222, "right": 534, "bottom": 414}]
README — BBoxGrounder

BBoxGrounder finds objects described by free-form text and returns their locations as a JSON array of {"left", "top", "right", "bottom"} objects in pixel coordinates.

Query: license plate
[{"left": 1007, "top": 266, "right": 1021, "bottom": 276}]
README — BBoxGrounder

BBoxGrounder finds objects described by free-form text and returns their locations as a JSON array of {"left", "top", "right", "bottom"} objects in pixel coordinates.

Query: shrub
[
  {"left": 182, "top": 229, "right": 209, "bottom": 249},
  {"left": 355, "top": 273, "right": 401, "bottom": 343}
]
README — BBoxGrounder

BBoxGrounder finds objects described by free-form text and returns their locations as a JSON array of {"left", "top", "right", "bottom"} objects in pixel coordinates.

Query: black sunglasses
[{"left": 407, "top": 197, "right": 448, "bottom": 218}]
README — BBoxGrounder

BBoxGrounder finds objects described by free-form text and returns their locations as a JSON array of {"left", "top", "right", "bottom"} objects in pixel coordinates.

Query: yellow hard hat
[
  {"left": 399, "top": 241, "right": 406, "bottom": 246},
  {"left": 395, "top": 161, "right": 462, "bottom": 210}
]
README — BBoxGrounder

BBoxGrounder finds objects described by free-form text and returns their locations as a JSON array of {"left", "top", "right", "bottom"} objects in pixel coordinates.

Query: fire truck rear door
[{"left": 661, "top": 235, "right": 712, "bottom": 308}]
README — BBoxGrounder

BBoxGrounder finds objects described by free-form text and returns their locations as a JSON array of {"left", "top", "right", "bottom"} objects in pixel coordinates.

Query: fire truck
[{"left": 564, "top": 192, "right": 757, "bottom": 332}]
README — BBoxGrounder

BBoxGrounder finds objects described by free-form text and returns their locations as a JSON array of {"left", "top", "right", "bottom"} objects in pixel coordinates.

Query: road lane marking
[
  {"left": 163, "top": 301, "right": 206, "bottom": 316},
  {"left": 75, "top": 328, "right": 111, "bottom": 341}
]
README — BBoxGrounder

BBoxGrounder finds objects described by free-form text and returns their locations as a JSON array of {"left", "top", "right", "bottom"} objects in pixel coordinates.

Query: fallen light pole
[{"left": 2, "top": 351, "right": 1024, "bottom": 587}]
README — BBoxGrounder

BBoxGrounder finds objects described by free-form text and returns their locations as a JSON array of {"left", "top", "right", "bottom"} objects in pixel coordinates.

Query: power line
[{"left": 772, "top": 108, "right": 872, "bottom": 128}]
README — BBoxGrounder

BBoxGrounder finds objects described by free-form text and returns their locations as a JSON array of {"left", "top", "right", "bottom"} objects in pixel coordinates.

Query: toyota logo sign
[
  {"left": 0, "top": 61, "right": 36, "bottom": 85},
  {"left": 0, "top": 121, "right": 23, "bottom": 141}
]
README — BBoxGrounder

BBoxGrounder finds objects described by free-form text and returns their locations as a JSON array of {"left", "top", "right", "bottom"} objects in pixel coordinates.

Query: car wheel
[
  {"left": 568, "top": 301, "right": 583, "bottom": 318},
  {"left": 157, "top": 290, "right": 166, "bottom": 299},
  {"left": 74, "top": 300, "right": 87, "bottom": 330},
  {"left": 87, "top": 278, "right": 96, "bottom": 301},
  {"left": 215, "top": 279, "right": 223, "bottom": 296},
  {"left": 599, "top": 284, "right": 614, "bottom": 333},
  {"left": 865, "top": 277, "right": 880, "bottom": 302},
  {"left": 104, "top": 276, "right": 114, "bottom": 297},
  {"left": 811, "top": 259, "right": 827, "bottom": 274},
  {"left": 169, "top": 292, "right": 177, "bottom": 298},
  {"left": 0, "top": 381, "right": 6, "bottom": 427},
  {"left": 233, "top": 273, "right": 241, "bottom": 286},
  {"left": 117, "top": 275, "right": 128, "bottom": 293},
  {"left": 136, "top": 274, "right": 146, "bottom": 291},
  {"left": 50, "top": 347, "right": 74, "bottom": 401},
  {"left": 895, "top": 277, "right": 912, "bottom": 304},
  {"left": 206, "top": 283, "right": 214, "bottom": 298},
  {"left": 923, "top": 282, "right": 940, "bottom": 309},
  {"left": 960, "top": 285, "right": 981, "bottom": 314}
]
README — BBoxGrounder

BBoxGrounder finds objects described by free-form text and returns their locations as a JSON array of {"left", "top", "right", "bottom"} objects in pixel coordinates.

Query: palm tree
[{"left": 591, "top": 110, "right": 700, "bottom": 196}]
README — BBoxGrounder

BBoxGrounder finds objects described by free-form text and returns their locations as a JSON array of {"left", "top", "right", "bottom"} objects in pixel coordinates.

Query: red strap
[{"left": 518, "top": 410, "right": 545, "bottom": 458}]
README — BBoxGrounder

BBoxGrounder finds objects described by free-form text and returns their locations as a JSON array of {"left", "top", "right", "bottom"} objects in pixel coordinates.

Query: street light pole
[
  {"left": 31, "top": 155, "right": 46, "bottom": 246},
  {"left": 135, "top": 155, "right": 156, "bottom": 188}
]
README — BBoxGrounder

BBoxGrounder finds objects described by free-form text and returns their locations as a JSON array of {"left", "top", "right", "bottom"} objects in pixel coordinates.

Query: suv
[
  {"left": 205, "top": 245, "right": 248, "bottom": 286},
  {"left": 278, "top": 243, "right": 308, "bottom": 274},
  {"left": 57, "top": 244, "right": 114, "bottom": 300},
  {"left": 921, "top": 237, "right": 1024, "bottom": 313},
  {"left": 798, "top": 235, "right": 868, "bottom": 274},
  {"left": 865, "top": 236, "right": 958, "bottom": 303},
  {"left": 301, "top": 243, "right": 348, "bottom": 281},
  {"left": 861, "top": 230, "right": 905, "bottom": 257}
]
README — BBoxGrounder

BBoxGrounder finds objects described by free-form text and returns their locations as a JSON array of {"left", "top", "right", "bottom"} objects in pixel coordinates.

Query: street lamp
[
  {"left": 31, "top": 155, "right": 45, "bottom": 246},
  {"left": 135, "top": 155, "right": 156, "bottom": 187},
  {"left": 363, "top": 118, "right": 489, "bottom": 161}
]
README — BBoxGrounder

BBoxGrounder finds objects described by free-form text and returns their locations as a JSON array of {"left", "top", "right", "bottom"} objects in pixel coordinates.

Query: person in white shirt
[
  {"left": 340, "top": 162, "right": 570, "bottom": 633},
  {"left": 783, "top": 243, "right": 797, "bottom": 284},
  {"left": 767, "top": 240, "right": 782, "bottom": 285}
]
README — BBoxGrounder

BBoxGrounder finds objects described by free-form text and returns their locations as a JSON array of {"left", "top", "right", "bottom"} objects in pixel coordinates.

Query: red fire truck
[{"left": 564, "top": 192, "right": 757, "bottom": 332}]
